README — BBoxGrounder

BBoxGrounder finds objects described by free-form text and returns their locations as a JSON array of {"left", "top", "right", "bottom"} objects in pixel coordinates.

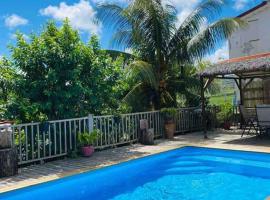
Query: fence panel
[
  {"left": 9, "top": 108, "right": 212, "bottom": 165},
  {"left": 93, "top": 111, "right": 162, "bottom": 149},
  {"left": 11, "top": 117, "right": 89, "bottom": 165},
  {"left": 175, "top": 108, "right": 203, "bottom": 133}
]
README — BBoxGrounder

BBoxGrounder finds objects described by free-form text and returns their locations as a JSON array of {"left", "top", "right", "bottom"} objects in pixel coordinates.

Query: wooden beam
[
  {"left": 214, "top": 76, "right": 239, "bottom": 80},
  {"left": 203, "top": 77, "right": 215, "bottom": 90},
  {"left": 243, "top": 78, "right": 254, "bottom": 90},
  {"left": 239, "top": 78, "right": 243, "bottom": 105},
  {"left": 234, "top": 79, "right": 240, "bottom": 90},
  {"left": 239, "top": 77, "right": 244, "bottom": 129},
  {"left": 200, "top": 76, "right": 208, "bottom": 139}
]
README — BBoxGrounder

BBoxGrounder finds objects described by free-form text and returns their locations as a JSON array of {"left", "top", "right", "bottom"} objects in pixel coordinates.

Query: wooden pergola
[{"left": 199, "top": 52, "right": 270, "bottom": 138}]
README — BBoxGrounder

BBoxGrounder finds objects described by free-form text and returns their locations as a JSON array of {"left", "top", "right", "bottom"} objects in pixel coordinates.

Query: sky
[{"left": 0, "top": 0, "right": 264, "bottom": 62}]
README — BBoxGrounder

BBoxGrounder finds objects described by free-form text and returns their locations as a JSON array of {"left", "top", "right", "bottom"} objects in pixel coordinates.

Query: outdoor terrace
[{"left": 1, "top": 129, "right": 270, "bottom": 193}]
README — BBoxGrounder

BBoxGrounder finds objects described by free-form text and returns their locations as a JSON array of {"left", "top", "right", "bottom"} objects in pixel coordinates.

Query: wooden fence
[{"left": 8, "top": 107, "right": 213, "bottom": 165}]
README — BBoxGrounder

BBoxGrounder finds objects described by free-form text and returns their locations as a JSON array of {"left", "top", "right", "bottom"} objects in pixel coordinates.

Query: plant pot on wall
[
  {"left": 223, "top": 121, "right": 231, "bottom": 130},
  {"left": 164, "top": 120, "right": 176, "bottom": 139},
  {"left": 81, "top": 146, "right": 95, "bottom": 157},
  {"left": 161, "top": 108, "right": 177, "bottom": 139},
  {"left": 78, "top": 129, "right": 101, "bottom": 157}
]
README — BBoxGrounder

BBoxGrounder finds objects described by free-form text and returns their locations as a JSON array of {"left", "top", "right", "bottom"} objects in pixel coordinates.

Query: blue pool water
[{"left": 1, "top": 147, "right": 270, "bottom": 200}]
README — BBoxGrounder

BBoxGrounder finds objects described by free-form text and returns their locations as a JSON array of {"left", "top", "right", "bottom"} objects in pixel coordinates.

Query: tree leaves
[
  {"left": 97, "top": 0, "right": 242, "bottom": 110},
  {"left": 4, "top": 21, "right": 128, "bottom": 122}
]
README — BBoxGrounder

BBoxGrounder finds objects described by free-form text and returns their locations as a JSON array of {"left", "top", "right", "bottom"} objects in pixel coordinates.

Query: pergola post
[
  {"left": 200, "top": 76, "right": 208, "bottom": 139},
  {"left": 239, "top": 77, "right": 244, "bottom": 128},
  {"left": 239, "top": 77, "right": 243, "bottom": 106}
]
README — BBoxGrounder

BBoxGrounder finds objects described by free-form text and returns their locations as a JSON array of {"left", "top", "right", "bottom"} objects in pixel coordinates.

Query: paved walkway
[{"left": 1, "top": 129, "right": 270, "bottom": 193}]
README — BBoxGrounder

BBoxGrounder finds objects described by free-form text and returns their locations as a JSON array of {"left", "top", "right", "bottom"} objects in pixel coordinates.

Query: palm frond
[
  {"left": 187, "top": 18, "right": 243, "bottom": 60},
  {"left": 97, "top": 4, "right": 130, "bottom": 31},
  {"left": 127, "top": 60, "right": 158, "bottom": 90},
  {"left": 168, "top": 0, "right": 226, "bottom": 58},
  {"left": 110, "top": 29, "right": 133, "bottom": 48},
  {"left": 123, "top": 82, "right": 144, "bottom": 103}
]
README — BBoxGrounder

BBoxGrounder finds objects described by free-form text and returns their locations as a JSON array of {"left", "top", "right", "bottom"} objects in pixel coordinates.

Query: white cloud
[
  {"left": 176, "top": 8, "right": 192, "bottom": 27},
  {"left": 91, "top": 0, "right": 127, "bottom": 4},
  {"left": 166, "top": 0, "right": 199, "bottom": 10},
  {"left": 234, "top": 0, "right": 249, "bottom": 10},
  {"left": 4, "top": 14, "right": 28, "bottom": 28},
  {"left": 40, "top": 0, "right": 100, "bottom": 35},
  {"left": 10, "top": 33, "right": 29, "bottom": 41},
  {"left": 205, "top": 43, "right": 229, "bottom": 63},
  {"left": 165, "top": 0, "right": 200, "bottom": 27}
]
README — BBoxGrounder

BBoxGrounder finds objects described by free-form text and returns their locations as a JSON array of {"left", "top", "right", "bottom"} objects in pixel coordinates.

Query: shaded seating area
[
  {"left": 256, "top": 105, "right": 270, "bottom": 135},
  {"left": 199, "top": 52, "right": 270, "bottom": 138},
  {"left": 239, "top": 105, "right": 258, "bottom": 137}
]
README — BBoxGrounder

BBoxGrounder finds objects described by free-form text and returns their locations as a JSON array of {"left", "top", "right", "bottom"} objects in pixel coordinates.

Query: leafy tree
[
  {"left": 7, "top": 20, "right": 128, "bottom": 122},
  {"left": 98, "top": 0, "right": 242, "bottom": 110},
  {"left": 0, "top": 57, "right": 18, "bottom": 119},
  {"left": 0, "top": 57, "right": 16, "bottom": 103}
]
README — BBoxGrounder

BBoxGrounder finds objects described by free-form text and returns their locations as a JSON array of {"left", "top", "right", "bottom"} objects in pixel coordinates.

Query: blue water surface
[{"left": 1, "top": 147, "right": 270, "bottom": 200}]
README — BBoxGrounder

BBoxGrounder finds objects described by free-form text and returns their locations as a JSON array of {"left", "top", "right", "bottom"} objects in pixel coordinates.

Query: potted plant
[
  {"left": 161, "top": 108, "right": 177, "bottom": 139},
  {"left": 217, "top": 103, "right": 233, "bottom": 130},
  {"left": 78, "top": 129, "right": 101, "bottom": 157}
]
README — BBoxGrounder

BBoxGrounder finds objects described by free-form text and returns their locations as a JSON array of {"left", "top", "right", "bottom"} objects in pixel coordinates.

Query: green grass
[{"left": 208, "top": 93, "right": 234, "bottom": 106}]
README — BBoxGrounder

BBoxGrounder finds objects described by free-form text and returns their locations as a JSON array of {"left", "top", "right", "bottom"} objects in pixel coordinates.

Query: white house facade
[
  {"left": 229, "top": 1, "right": 270, "bottom": 58},
  {"left": 228, "top": 1, "right": 270, "bottom": 107}
]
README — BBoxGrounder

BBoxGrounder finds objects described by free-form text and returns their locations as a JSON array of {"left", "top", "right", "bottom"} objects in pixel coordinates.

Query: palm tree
[{"left": 98, "top": 0, "right": 242, "bottom": 110}]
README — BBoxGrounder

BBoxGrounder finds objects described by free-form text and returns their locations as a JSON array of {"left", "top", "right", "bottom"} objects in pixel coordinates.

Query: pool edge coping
[{"left": 1, "top": 143, "right": 270, "bottom": 194}]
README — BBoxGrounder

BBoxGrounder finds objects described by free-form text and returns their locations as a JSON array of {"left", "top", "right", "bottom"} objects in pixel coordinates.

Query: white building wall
[{"left": 229, "top": 4, "right": 270, "bottom": 58}]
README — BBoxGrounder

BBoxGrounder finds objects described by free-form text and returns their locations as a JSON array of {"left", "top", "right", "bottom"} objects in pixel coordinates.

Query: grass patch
[{"left": 208, "top": 93, "right": 234, "bottom": 105}]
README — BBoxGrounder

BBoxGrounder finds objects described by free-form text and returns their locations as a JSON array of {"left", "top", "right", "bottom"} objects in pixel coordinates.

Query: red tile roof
[{"left": 219, "top": 52, "right": 270, "bottom": 64}]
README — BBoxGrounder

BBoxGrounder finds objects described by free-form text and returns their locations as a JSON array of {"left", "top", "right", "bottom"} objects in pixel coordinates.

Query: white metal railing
[
  {"left": 175, "top": 108, "right": 203, "bottom": 133},
  {"left": 7, "top": 108, "right": 210, "bottom": 165}
]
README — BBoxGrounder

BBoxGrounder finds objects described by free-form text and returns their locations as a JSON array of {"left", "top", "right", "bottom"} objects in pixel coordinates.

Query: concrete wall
[{"left": 229, "top": 3, "right": 270, "bottom": 58}]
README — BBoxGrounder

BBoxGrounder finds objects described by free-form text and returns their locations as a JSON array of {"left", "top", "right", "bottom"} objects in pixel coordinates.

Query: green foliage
[
  {"left": 209, "top": 93, "right": 234, "bottom": 106},
  {"left": 216, "top": 102, "right": 233, "bottom": 124},
  {"left": 196, "top": 61, "right": 221, "bottom": 95},
  {"left": 160, "top": 107, "right": 177, "bottom": 121},
  {"left": 0, "top": 58, "right": 18, "bottom": 119},
  {"left": 3, "top": 20, "right": 128, "bottom": 122},
  {"left": 67, "top": 150, "right": 79, "bottom": 158},
  {"left": 98, "top": 0, "right": 243, "bottom": 110},
  {"left": 78, "top": 129, "right": 101, "bottom": 146}
]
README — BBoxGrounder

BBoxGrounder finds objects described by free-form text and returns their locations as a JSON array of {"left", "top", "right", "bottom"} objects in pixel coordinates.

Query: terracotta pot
[
  {"left": 223, "top": 122, "right": 231, "bottom": 130},
  {"left": 81, "top": 146, "right": 95, "bottom": 157},
  {"left": 164, "top": 121, "right": 176, "bottom": 139}
]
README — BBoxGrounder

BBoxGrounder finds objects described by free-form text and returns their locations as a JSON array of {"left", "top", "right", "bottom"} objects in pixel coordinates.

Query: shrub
[
  {"left": 160, "top": 108, "right": 177, "bottom": 122},
  {"left": 216, "top": 103, "right": 233, "bottom": 126},
  {"left": 78, "top": 129, "right": 101, "bottom": 147}
]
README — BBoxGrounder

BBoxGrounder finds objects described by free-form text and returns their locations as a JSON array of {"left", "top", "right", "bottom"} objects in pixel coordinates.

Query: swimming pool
[{"left": 1, "top": 146, "right": 270, "bottom": 200}]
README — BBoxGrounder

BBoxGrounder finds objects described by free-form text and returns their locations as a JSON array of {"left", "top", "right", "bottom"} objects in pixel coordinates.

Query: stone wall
[
  {"left": 0, "top": 123, "right": 18, "bottom": 177},
  {"left": 0, "top": 124, "right": 12, "bottom": 149}
]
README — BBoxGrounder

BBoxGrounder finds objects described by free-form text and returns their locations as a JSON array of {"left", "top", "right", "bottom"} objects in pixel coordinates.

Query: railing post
[{"left": 88, "top": 114, "right": 94, "bottom": 133}]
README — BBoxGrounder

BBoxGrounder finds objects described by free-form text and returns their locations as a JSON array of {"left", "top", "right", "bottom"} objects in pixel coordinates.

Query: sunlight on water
[{"left": 111, "top": 172, "right": 270, "bottom": 200}]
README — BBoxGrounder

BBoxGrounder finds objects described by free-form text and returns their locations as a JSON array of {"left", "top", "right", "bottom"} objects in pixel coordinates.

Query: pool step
[
  {"left": 170, "top": 161, "right": 203, "bottom": 167},
  {"left": 175, "top": 155, "right": 270, "bottom": 169},
  {"left": 164, "top": 166, "right": 214, "bottom": 174}
]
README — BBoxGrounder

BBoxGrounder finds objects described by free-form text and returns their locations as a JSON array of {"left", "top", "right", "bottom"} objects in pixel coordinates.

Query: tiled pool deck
[{"left": 1, "top": 129, "right": 270, "bottom": 193}]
